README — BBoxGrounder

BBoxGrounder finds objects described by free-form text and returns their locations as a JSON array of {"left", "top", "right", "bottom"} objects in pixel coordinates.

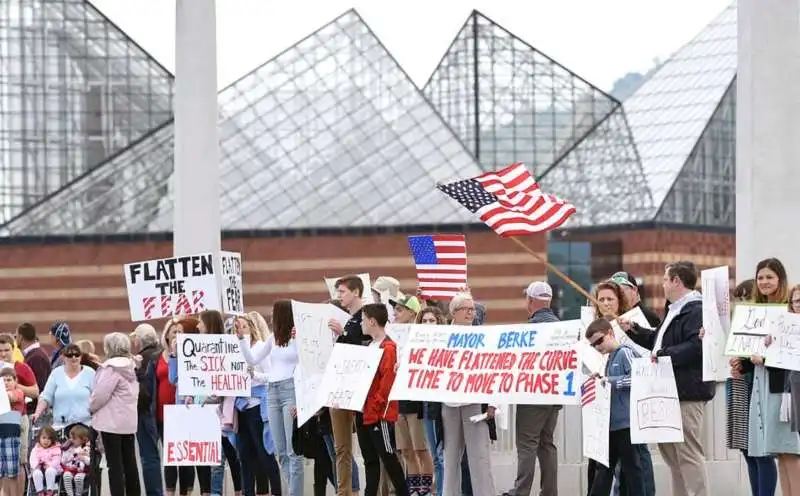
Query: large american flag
[
  {"left": 437, "top": 162, "right": 576, "bottom": 237},
  {"left": 408, "top": 234, "right": 467, "bottom": 300},
  {"left": 581, "top": 377, "right": 597, "bottom": 407}
]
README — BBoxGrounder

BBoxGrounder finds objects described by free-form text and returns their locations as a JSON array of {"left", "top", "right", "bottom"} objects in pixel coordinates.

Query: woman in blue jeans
[{"left": 238, "top": 305, "right": 305, "bottom": 495}]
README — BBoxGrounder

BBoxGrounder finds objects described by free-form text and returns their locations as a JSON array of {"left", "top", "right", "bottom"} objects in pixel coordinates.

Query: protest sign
[
  {"left": 725, "top": 304, "right": 786, "bottom": 357},
  {"left": 577, "top": 306, "right": 648, "bottom": 374},
  {"left": 163, "top": 405, "right": 222, "bottom": 466},
  {"left": 124, "top": 253, "right": 219, "bottom": 321},
  {"left": 581, "top": 378, "right": 610, "bottom": 467},
  {"left": 390, "top": 321, "right": 582, "bottom": 405},
  {"left": 219, "top": 251, "right": 244, "bottom": 315},
  {"left": 630, "top": 356, "right": 683, "bottom": 444},
  {"left": 292, "top": 300, "right": 351, "bottom": 426},
  {"left": 176, "top": 334, "right": 250, "bottom": 397},
  {"left": 324, "top": 273, "right": 374, "bottom": 304},
  {"left": 318, "top": 343, "right": 384, "bottom": 410},
  {"left": 701, "top": 266, "right": 731, "bottom": 381},
  {"left": 611, "top": 307, "right": 652, "bottom": 357},
  {"left": 765, "top": 311, "right": 800, "bottom": 371},
  {"left": 386, "top": 323, "right": 411, "bottom": 354}
]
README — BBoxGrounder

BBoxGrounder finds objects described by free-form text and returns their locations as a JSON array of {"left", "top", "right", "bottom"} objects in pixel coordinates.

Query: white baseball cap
[{"left": 524, "top": 281, "right": 553, "bottom": 300}]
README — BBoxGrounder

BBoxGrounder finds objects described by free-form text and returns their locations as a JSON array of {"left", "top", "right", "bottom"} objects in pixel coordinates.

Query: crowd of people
[{"left": 2, "top": 256, "right": 795, "bottom": 495}]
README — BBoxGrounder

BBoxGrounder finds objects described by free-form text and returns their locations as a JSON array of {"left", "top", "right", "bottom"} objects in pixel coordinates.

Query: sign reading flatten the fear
[{"left": 123, "top": 251, "right": 244, "bottom": 322}]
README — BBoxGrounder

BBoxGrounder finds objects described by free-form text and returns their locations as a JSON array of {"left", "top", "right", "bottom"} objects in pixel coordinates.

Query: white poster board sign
[
  {"left": 318, "top": 343, "right": 384, "bottom": 410},
  {"left": 765, "top": 312, "right": 800, "bottom": 371},
  {"left": 292, "top": 300, "right": 351, "bottom": 426},
  {"left": 219, "top": 251, "right": 244, "bottom": 315},
  {"left": 611, "top": 307, "right": 653, "bottom": 357},
  {"left": 577, "top": 306, "right": 648, "bottom": 374},
  {"left": 163, "top": 405, "right": 222, "bottom": 466},
  {"left": 124, "top": 253, "right": 219, "bottom": 321},
  {"left": 630, "top": 356, "right": 683, "bottom": 444},
  {"left": 701, "top": 266, "right": 732, "bottom": 381},
  {"left": 390, "top": 320, "right": 583, "bottom": 405},
  {"left": 324, "top": 273, "right": 374, "bottom": 304},
  {"left": 581, "top": 378, "right": 610, "bottom": 467},
  {"left": 386, "top": 324, "right": 411, "bottom": 354},
  {"left": 176, "top": 334, "right": 250, "bottom": 397},
  {"left": 725, "top": 304, "right": 786, "bottom": 357}
]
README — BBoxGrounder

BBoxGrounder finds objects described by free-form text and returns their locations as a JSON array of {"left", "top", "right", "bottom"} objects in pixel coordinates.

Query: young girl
[
  {"left": 61, "top": 424, "right": 91, "bottom": 496},
  {"left": 29, "top": 426, "right": 62, "bottom": 496}
]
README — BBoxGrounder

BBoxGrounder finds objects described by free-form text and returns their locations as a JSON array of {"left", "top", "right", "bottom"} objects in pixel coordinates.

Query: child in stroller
[
  {"left": 61, "top": 425, "right": 91, "bottom": 496},
  {"left": 29, "top": 426, "right": 61, "bottom": 495},
  {"left": 27, "top": 423, "right": 100, "bottom": 496}
]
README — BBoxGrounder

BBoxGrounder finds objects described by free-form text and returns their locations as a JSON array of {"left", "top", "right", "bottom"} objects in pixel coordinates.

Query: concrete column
[
  {"left": 736, "top": 0, "right": 800, "bottom": 281},
  {"left": 173, "top": 0, "right": 220, "bottom": 257}
]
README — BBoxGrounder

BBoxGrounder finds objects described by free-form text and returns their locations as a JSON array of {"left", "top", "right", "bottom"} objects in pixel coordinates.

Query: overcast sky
[{"left": 92, "top": 0, "right": 732, "bottom": 91}]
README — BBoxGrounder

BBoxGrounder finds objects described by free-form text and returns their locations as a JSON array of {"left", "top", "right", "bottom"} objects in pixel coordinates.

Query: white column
[
  {"left": 736, "top": 0, "right": 800, "bottom": 281},
  {"left": 173, "top": 0, "right": 220, "bottom": 257}
]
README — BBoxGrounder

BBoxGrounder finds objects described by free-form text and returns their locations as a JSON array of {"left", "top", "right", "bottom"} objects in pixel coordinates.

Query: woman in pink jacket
[
  {"left": 29, "top": 425, "right": 62, "bottom": 495},
  {"left": 90, "top": 332, "right": 140, "bottom": 495}
]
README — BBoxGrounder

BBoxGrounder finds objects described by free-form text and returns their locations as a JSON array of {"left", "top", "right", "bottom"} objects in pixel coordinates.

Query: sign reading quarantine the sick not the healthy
[
  {"left": 176, "top": 333, "right": 250, "bottom": 397},
  {"left": 390, "top": 321, "right": 582, "bottom": 405},
  {"left": 124, "top": 251, "right": 243, "bottom": 322}
]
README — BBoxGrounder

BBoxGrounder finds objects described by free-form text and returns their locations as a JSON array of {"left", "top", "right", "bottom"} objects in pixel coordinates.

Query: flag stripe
[{"left": 408, "top": 234, "right": 468, "bottom": 300}]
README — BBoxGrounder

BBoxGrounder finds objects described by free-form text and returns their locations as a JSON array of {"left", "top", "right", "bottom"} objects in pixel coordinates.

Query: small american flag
[
  {"left": 581, "top": 378, "right": 597, "bottom": 407},
  {"left": 437, "top": 162, "right": 576, "bottom": 237},
  {"left": 408, "top": 234, "right": 467, "bottom": 300}
]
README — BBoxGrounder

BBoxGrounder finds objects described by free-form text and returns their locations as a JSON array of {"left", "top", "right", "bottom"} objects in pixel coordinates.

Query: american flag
[
  {"left": 581, "top": 377, "right": 597, "bottom": 407},
  {"left": 408, "top": 234, "right": 467, "bottom": 300},
  {"left": 437, "top": 162, "right": 576, "bottom": 237}
]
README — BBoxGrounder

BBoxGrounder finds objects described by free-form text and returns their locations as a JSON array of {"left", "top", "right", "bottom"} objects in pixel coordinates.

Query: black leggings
[
  {"left": 313, "top": 434, "right": 335, "bottom": 496},
  {"left": 221, "top": 435, "right": 242, "bottom": 492},
  {"left": 101, "top": 432, "right": 141, "bottom": 496},
  {"left": 158, "top": 420, "right": 211, "bottom": 494},
  {"left": 237, "top": 405, "right": 281, "bottom": 495}
]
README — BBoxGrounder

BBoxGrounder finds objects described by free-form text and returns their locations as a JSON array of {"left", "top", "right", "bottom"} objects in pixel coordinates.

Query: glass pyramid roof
[
  {"left": 622, "top": 1, "right": 737, "bottom": 212},
  {"left": 0, "top": 0, "right": 174, "bottom": 224},
  {"left": 1, "top": 10, "right": 482, "bottom": 236},
  {"left": 423, "top": 11, "right": 653, "bottom": 226}
]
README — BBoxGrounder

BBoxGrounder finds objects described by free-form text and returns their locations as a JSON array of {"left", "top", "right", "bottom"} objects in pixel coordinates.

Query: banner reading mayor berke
[{"left": 389, "top": 321, "right": 582, "bottom": 405}]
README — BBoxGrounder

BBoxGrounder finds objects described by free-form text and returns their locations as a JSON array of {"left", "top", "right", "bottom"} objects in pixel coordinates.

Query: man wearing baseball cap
[
  {"left": 611, "top": 271, "right": 661, "bottom": 328},
  {"left": 504, "top": 281, "right": 560, "bottom": 496}
]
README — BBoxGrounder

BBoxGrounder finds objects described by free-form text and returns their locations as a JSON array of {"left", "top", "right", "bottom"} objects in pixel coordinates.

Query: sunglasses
[{"left": 64, "top": 352, "right": 81, "bottom": 358}]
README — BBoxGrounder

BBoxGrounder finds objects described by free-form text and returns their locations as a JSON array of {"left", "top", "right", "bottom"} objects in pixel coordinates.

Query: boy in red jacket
[{"left": 356, "top": 303, "right": 409, "bottom": 496}]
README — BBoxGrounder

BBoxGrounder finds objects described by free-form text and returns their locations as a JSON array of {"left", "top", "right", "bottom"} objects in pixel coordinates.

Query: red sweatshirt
[{"left": 361, "top": 337, "right": 399, "bottom": 425}]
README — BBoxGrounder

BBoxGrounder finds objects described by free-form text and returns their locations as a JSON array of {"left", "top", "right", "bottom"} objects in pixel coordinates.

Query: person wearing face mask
[{"left": 620, "top": 260, "right": 712, "bottom": 496}]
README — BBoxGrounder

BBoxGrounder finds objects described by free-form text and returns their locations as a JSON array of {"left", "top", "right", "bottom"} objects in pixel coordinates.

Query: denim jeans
[
  {"left": 268, "top": 378, "right": 304, "bottom": 496},
  {"left": 211, "top": 433, "right": 242, "bottom": 496},
  {"left": 744, "top": 452, "right": 778, "bottom": 496},
  {"left": 323, "top": 434, "right": 361, "bottom": 491},
  {"left": 137, "top": 411, "right": 163, "bottom": 496},
  {"left": 422, "top": 418, "right": 444, "bottom": 496}
]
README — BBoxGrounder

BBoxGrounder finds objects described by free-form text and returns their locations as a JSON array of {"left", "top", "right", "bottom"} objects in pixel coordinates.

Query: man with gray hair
[
  {"left": 130, "top": 323, "right": 163, "bottom": 496},
  {"left": 503, "top": 281, "right": 561, "bottom": 496}
]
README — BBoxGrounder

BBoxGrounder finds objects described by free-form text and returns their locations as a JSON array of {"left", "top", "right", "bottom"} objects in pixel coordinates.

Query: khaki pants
[
  {"left": 442, "top": 404, "right": 495, "bottom": 496},
  {"left": 658, "top": 401, "right": 709, "bottom": 496},
  {"left": 331, "top": 408, "right": 355, "bottom": 496}
]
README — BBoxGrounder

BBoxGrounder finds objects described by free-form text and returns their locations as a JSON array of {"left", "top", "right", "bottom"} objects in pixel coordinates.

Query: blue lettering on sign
[
  {"left": 563, "top": 371, "right": 575, "bottom": 396},
  {"left": 446, "top": 332, "right": 486, "bottom": 349},
  {"left": 497, "top": 330, "right": 538, "bottom": 349}
]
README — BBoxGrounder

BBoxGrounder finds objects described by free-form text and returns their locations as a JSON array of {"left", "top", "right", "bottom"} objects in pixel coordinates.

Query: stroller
[{"left": 26, "top": 421, "right": 103, "bottom": 496}]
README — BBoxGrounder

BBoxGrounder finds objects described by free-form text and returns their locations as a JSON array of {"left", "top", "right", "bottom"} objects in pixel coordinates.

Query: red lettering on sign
[
  {"left": 211, "top": 374, "right": 247, "bottom": 392},
  {"left": 464, "top": 372, "right": 499, "bottom": 394},
  {"left": 165, "top": 441, "right": 220, "bottom": 464},
  {"left": 200, "top": 356, "right": 227, "bottom": 372},
  {"left": 407, "top": 368, "right": 443, "bottom": 390},
  {"left": 409, "top": 348, "right": 427, "bottom": 365},
  {"left": 427, "top": 349, "right": 458, "bottom": 368},
  {"left": 537, "top": 350, "right": 577, "bottom": 372},
  {"left": 514, "top": 372, "right": 560, "bottom": 395}
]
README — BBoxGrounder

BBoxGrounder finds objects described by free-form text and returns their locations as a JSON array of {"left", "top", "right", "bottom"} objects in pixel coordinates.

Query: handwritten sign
[
  {"left": 577, "top": 306, "right": 648, "bottom": 374},
  {"left": 163, "top": 405, "right": 222, "bottom": 466},
  {"left": 701, "top": 266, "right": 731, "bottom": 381},
  {"left": 765, "top": 311, "right": 800, "bottom": 371},
  {"left": 124, "top": 253, "right": 219, "bottom": 321},
  {"left": 610, "top": 307, "right": 652, "bottom": 357},
  {"left": 318, "top": 343, "right": 383, "bottom": 410},
  {"left": 292, "top": 300, "right": 351, "bottom": 426},
  {"left": 725, "top": 304, "right": 786, "bottom": 357},
  {"left": 386, "top": 324, "right": 411, "bottom": 354},
  {"left": 176, "top": 334, "right": 250, "bottom": 397},
  {"left": 630, "top": 357, "right": 683, "bottom": 444},
  {"left": 390, "top": 321, "right": 582, "bottom": 405},
  {"left": 581, "top": 378, "right": 610, "bottom": 467},
  {"left": 324, "top": 273, "right": 374, "bottom": 304},
  {"left": 219, "top": 251, "right": 244, "bottom": 315}
]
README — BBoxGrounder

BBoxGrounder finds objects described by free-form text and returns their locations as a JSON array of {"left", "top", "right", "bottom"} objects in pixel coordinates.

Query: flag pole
[{"left": 508, "top": 237, "right": 600, "bottom": 307}]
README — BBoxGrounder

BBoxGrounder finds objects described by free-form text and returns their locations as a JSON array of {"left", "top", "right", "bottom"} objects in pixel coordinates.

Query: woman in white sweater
[{"left": 237, "top": 301, "right": 304, "bottom": 496}]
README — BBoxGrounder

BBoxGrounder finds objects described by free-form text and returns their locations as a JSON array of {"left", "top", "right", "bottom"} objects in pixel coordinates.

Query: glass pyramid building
[
  {"left": 0, "top": 1, "right": 739, "bottom": 238},
  {"left": 0, "top": 0, "right": 174, "bottom": 224}
]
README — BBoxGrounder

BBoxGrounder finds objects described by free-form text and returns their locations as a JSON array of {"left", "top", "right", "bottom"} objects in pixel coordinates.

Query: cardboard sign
[
  {"left": 176, "top": 334, "right": 250, "bottom": 397},
  {"left": 630, "top": 357, "right": 683, "bottom": 444},
  {"left": 124, "top": 253, "right": 219, "bottom": 321},
  {"left": 163, "top": 405, "right": 222, "bottom": 466},
  {"left": 219, "top": 251, "right": 244, "bottom": 315},
  {"left": 390, "top": 321, "right": 582, "bottom": 405},
  {"left": 318, "top": 343, "right": 384, "bottom": 411},
  {"left": 725, "top": 304, "right": 786, "bottom": 357}
]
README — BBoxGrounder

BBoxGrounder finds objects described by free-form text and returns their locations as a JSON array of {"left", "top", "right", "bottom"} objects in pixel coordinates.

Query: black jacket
[
  {"left": 627, "top": 299, "right": 715, "bottom": 402},
  {"left": 528, "top": 307, "right": 560, "bottom": 324},
  {"left": 636, "top": 301, "right": 662, "bottom": 328},
  {"left": 336, "top": 309, "right": 369, "bottom": 345},
  {"left": 136, "top": 344, "right": 161, "bottom": 414}
]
